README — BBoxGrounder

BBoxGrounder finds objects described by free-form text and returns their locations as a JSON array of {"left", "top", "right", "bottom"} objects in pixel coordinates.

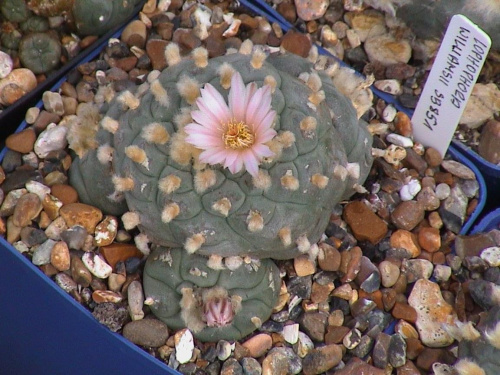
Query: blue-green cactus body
[
  {"left": 143, "top": 246, "right": 281, "bottom": 342},
  {"left": 69, "top": 49, "right": 373, "bottom": 260}
]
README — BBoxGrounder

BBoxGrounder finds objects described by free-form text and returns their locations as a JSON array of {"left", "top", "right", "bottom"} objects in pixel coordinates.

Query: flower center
[{"left": 222, "top": 120, "right": 254, "bottom": 150}]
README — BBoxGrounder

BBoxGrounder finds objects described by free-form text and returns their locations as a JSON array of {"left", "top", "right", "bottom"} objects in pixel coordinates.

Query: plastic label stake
[{"left": 412, "top": 14, "right": 491, "bottom": 157}]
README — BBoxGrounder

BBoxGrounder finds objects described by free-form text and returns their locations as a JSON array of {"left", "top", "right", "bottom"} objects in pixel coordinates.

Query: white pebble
[
  {"left": 433, "top": 265, "right": 452, "bottom": 282},
  {"left": 374, "top": 79, "right": 403, "bottom": 95},
  {"left": 42, "top": 91, "right": 65, "bottom": 116},
  {"left": 400, "top": 179, "right": 421, "bottom": 201},
  {"left": 26, "top": 180, "right": 51, "bottom": 201},
  {"left": 480, "top": 247, "right": 500, "bottom": 267},
  {"left": 175, "top": 329, "right": 194, "bottom": 364},
  {"left": 32, "top": 239, "right": 56, "bottom": 266},
  {"left": 296, "top": 331, "right": 314, "bottom": 358},
  {"left": 216, "top": 340, "right": 233, "bottom": 361},
  {"left": 34, "top": 124, "right": 68, "bottom": 158},
  {"left": 127, "top": 280, "right": 145, "bottom": 320},
  {"left": 282, "top": 323, "right": 299, "bottom": 344},
  {"left": 386, "top": 133, "right": 413, "bottom": 148},
  {"left": 382, "top": 104, "right": 397, "bottom": 122},
  {"left": 225, "top": 256, "right": 243, "bottom": 270},
  {"left": 0, "top": 51, "right": 13, "bottom": 79},
  {"left": 82, "top": 252, "right": 113, "bottom": 279},
  {"left": 25, "top": 107, "right": 40, "bottom": 124}
]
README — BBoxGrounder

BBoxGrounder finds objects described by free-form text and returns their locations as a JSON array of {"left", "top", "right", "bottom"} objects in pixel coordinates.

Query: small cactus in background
[
  {"left": 143, "top": 246, "right": 281, "bottom": 342},
  {"left": 72, "top": 0, "right": 142, "bottom": 36},
  {"left": 68, "top": 42, "right": 373, "bottom": 260},
  {"left": 18, "top": 32, "right": 61, "bottom": 74},
  {"left": 0, "top": 0, "right": 30, "bottom": 23}
]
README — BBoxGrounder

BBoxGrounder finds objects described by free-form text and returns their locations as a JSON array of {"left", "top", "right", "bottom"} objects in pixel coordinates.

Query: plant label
[{"left": 412, "top": 14, "right": 491, "bottom": 157}]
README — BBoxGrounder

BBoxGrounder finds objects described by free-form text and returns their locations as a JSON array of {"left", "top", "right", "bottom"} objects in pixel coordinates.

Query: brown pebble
[
  {"left": 392, "top": 301, "right": 417, "bottom": 323},
  {"left": 397, "top": 359, "right": 421, "bottom": 375},
  {"left": 59, "top": 202, "right": 103, "bottom": 233},
  {"left": 334, "top": 357, "right": 385, "bottom": 375},
  {"left": 71, "top": 255, "right": 92, "bottom": 287},
  {"left": 280, "top": 30, "right": 312, "bottom": 58},
  {"left": 405, "top": 337, "right": 424, "bottom": 360},
  {"left": 100, "top": 243, "right": 144, "bottom": 269},
  {"left": 343, "top": 201, "right": 388, "bottom": 244},
  {"left": 5, "top": 128, "right": 36, "bottom": 153},
  {"left": 302, "top": 344, "right": 343, "bottom": 375},
  {"left": 92, "top": 290, "right": 123, "bottom": 304},
  {"left": 51, "top": 184, "right": 79, "bottom": 205},
  {"left": 12, "top": 193, "right": 42, "bottom": 227},
  {"left": 146, "top": 39, "right": 168, "bottom": 70},
  {"left": 390, "top": 229, "right": 421, "bottom": 258},
  {"left": 294, "top": 254, "right": 316, "bottom": 276},
  {"left": 317, "top": 242, "right": 340, "bottom": 271},
  {"left": 241, "top": 333, "right": 272, "bottom": 358},
  {"left": 417, "top": 227, "right": 441, "bottom": 253},
  {"left": 50, "top": 241, "right": 70, "bottom": 271},
  {"left": 394, "top": 112, "right": 412, "bottom": 137},
  {"left": 325, "top": 325, "right": 350, "bottom": 345},
  {"left": 416, "top": 347, "right": 445, "bottom": 371},
  {"left": 79, "top": 35, "right": 98, "bottom": 49},
  {"left": 294, "top": 0, "right": 328, "bottom": 21},
  {"left": 391, "top": 201, "right": 425, "bottom": 231},
  {"left": 424, "top": 147, "right": 443, "bottom": 167},
  {"left": 121, "top": 20, "right": 147, "bottom": 48}
]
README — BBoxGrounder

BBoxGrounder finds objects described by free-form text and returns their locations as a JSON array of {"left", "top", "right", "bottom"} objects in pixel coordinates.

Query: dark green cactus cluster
[
  {"left": 68, "top": 42, "right": 374, "bottom": 340},
  {"left": 0, "top": 0, "right": 142, "bottom": 75}
]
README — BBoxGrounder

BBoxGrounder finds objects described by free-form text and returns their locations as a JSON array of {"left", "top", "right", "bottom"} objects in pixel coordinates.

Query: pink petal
[
  {"left": 228, "top": 72, "right": 246, "bottom": 122},
  {"left": 202, "top": 84, "right": 231, "bottom": 123},
  {"left": 249, "top": 86, "right": 272, "bottom": 127},
  {"left": 200, "top": 148, "right": 228, "bottom": 165},
  {"left": 242, "top": 149, "right": 259, "bottom": 177},
  {"left": 256, "top": 127, "right": 277, "bottom": 144},
  {"left": 227, "top": 156, "right": 244, "bottom": 174},
  {"left": 191, "top": 109, "right": 221, "bottom": 131},
  {"left": 185, "top": 133, "right": 222, "bottom": 148},
  {"left": 254, "top": 110, "right": 276, "bottom": 134},
  {"left": 245, "top": 87, "right": 265, "bottom": 126},
  {"left": 243, "top": 82, "right": 258, "bottom": 114},
  {"left": 222, "top": 150, "right": 239, "bottom": 169},
  {"left": 252, "top": 143, "right": 274, "bottom": 158}
]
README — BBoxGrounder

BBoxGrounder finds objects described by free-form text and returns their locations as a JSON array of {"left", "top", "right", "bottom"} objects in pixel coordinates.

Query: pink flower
[
  {"left": 203, "top": 296, "right": 234, "bottom": 327},
  {"left": 184, "top": 72, "right": 277, "bottom": 177}
]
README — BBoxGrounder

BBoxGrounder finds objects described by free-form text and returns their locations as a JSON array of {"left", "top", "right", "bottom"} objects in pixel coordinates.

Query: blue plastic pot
[{"left": 0, "top": 25, "right": 181, "bottom": 375}]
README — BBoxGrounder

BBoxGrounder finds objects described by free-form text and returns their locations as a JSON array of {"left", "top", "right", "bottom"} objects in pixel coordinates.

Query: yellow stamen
[{"left": 222, "top": 120, "right": 254, "bottom": 149}]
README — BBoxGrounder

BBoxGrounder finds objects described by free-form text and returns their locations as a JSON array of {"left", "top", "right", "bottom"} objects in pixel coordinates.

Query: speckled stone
[
  {"left": 302, "top": 344, "right": 342, "bottom": 375},
  {"left": 408, "top": 279, "right": 457, "bottom": 347},
  {"left": 59, "top": 203, "right": 103, "bottom": 234}
]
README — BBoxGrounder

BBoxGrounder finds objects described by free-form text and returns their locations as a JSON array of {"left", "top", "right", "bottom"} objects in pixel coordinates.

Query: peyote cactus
[
  {"left": 68, "top": 41, "right": 374, "bottom": 340},
  {"left": 18, "top": 32, "right": 61, "bottom": 74},
  {"left": 143, "top": 246, "right": 280, "bottom": 342},
  {"left": 0, "top": 0, "right": 30, "bottom": 23},
  {"left": 69, "top": 42, "right": 373, "bottom": 260},
  {"left": 72, "top": 0, "right": 143, "bottom": 36}
]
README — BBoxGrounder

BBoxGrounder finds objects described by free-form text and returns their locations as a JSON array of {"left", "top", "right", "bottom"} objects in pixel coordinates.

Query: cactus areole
[{"left": 69, "top": 42, "right": 373, "bottom": 261}]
